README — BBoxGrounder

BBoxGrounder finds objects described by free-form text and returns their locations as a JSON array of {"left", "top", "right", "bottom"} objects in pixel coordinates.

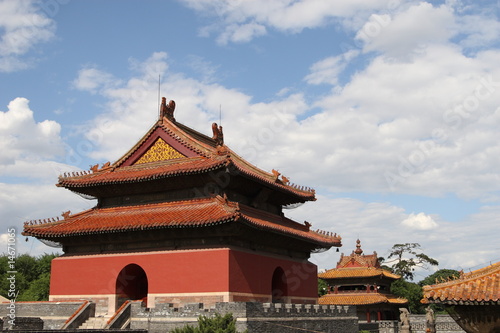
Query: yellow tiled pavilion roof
[
  {"left": 319, "top": 293, "right": 407, "bottom": 305},
  {"left": 422, "top": 261, "right": 500, "bottom": 305},
  {"left": 319, "top": 266, "right": 400, "bottom": 280}
]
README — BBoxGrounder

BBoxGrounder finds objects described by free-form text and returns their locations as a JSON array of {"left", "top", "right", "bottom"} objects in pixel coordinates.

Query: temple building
[
  {"left": 318, "top": 240, "right": 407, "bottom": 323},
  {"left": 422, "top": 261, "right": 500, "bottom": 333},
  {"left": 22, "top": 98, "right": 342, "bottom": 316}
]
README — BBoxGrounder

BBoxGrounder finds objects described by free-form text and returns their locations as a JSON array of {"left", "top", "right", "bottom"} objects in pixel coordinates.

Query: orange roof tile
[
  {"left": 319, "top": 267, "right": 400, "bottom": 280},
  {"left": 57, "top": 156, "right": 226, "bottom": 188},
  {"left": 319, "top": 293, "right": 407, "bottom": 305},
  {"left": 58, "top": 117, "right": 315, "bottom": 200},
  {"left": 22, "top": 196, "right": 340, "bottom": 248},
  {"left": 422, "top": 261, "right": 500, "bottom": 305}
]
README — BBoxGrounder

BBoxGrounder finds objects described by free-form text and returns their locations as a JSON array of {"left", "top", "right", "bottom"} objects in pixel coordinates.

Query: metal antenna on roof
[{"left": 158, "top": 74, "right": 161, "bottom": 118}]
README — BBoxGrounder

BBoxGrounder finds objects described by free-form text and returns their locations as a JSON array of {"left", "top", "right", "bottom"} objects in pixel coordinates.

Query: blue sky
[{"left": 1, "top": 0, "right": 500, "bottom": 280}]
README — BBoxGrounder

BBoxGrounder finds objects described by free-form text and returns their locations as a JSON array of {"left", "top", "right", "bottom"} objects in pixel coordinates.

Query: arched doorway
[
  {"left": 271, "top": 267, "right": 288, "bottom": 303},
  {"left": 116, "top": 264, "right": 148, "bottom": 309}
]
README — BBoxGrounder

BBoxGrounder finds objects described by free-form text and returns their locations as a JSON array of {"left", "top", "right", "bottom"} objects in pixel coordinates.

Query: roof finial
[
  {"left": 160, "top": 97, "right": 176, "bottom": 121},
  {"left": 354, "top": 239, "right": 363, "bottom": 255}
]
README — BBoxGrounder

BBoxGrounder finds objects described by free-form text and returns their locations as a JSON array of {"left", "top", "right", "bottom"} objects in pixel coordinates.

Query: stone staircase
[{"left": 78, "top": 316, "right": 109, "bottom": 329}]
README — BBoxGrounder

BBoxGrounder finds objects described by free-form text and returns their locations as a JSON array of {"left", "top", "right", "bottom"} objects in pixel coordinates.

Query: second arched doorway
[{"left": 271, "top": 267, "right": 288, "bottom": 303}]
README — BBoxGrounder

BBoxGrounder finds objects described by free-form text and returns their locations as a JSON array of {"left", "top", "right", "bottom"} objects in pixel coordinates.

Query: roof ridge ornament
[
  {"left": 159, "top": 97, "right": 176, "bottom": 121},
  {"left": 212, "top": 122, "right": 224, "bottom": 146}
]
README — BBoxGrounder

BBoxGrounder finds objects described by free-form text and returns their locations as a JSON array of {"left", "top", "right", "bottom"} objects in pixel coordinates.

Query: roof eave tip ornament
[{"left": 160, "top": 97, "right": 176, "bottom": 122}]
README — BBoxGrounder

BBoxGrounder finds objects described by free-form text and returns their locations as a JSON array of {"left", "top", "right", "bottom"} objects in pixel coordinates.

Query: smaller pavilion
[
  {"left": 318, "top": 240, "right": 407, "bottom": 323},
  {"left": 422, "top": 261, "right": 500, "bottom": 333}
]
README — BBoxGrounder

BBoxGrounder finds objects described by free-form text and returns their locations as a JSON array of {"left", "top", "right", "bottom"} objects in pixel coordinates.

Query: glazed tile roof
[
  {"left": 336, "top": 239, "right": 380, "bottom": 268},
  {"left": 57, "top": 117, "right": 315, "bottom": 201},
  {"left": 57, "top": 156, "right": 227, "bottom": 188},
  {"left": 319, "top": 267, "right": 400, "bottom": 280},
  {"left": 422, "top": 261, "right": 500, "bottom": 305},
  {"left": 319, "top": 293, "right": 407, "bottom": 305},
  {"left": 22, "top": 196, "right": 341, "bottom": 248}
]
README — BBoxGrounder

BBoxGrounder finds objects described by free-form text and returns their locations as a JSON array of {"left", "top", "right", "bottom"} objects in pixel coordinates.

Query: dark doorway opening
[
  {"left": 271, "top": 267, "right": 288, "bottom": 303},
  {"left": 116, "top": 264, "right": 148, "bottom": 309}
]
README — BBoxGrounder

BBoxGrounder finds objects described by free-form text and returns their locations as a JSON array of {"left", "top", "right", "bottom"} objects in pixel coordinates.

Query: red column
[
  {"left": 377, "top": 310, "right": 382, "bottom": 321},
  {"left": 366, "top": 309, "right": 371, "bottom": 323}
]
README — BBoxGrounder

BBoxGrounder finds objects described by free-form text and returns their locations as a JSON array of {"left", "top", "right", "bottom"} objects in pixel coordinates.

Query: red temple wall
[
  {"left": 50, "top": 248, "right": 230, "bottom": 296},
  {"left": 50, "top": 247, "right": 319, "bottom": 312},
  {"left": 228, "top": 250, "right": 318, "bottom": 299}
]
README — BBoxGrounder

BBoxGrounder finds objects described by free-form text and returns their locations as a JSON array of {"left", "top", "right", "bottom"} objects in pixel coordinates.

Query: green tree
[
  {"left": 418, "top": 269, "right": 460, "bottom": 287},
  {"left": 0, "top": 253, "right": 59, "bottom": 301},
  {"left": 18, "top": 272, "right": 51, "bottom": 301},
  {"left": 170, "top": 313, "right": 246, "bottom": 333},
  {"left": 318, "top": 278, "right": 328, "bottom": 296},
  {"left": 382, "top": 243, "right": 439, "bottom": 280},
  {"left": 390, "top": 279, "right": 425, "bottom": 314}
]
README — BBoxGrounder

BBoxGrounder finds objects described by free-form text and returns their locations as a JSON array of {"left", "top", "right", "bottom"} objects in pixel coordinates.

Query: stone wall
[
  {"left": 409, "top": 314, "right": 465, "bottom": 333},
  {"left": 0, "top": 301, "right": 87, "bottom": 330},
  {"left": 130, "top": 301, "right": 359, "bottom": 333}
]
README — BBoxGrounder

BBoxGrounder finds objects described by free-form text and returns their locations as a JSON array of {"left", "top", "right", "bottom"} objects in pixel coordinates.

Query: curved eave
[
  {"left": 22, "top": 197, "right": 337, "bottom": 249},
  {"left": 319, "top": 268, "right": 401, "bottom": 280},
  {"left": 421, "top": 262, "right": 500, "bottom": 304},
  {"left": 56, "top": 157, "right": 227, "bottom": 189},
  {"left": 319, "top": 293, "right": 408, "bottom": 306}
]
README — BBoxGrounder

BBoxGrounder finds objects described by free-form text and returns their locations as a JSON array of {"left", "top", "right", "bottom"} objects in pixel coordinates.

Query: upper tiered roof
[
  {"left": 23, "top": 98, "right": 340, "bottom": 252},
  {"left": 422, "top": 261, "right": 500, "bottom": 305},
  {"left": 56, "top": 98, "right": 315, "bottom": 204}
]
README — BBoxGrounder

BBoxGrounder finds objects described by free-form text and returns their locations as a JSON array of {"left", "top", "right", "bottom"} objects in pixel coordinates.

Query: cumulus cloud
[
  {"left": 0, "top": 97, "right": 64, "bottom": 167},
  {"left": 401, "top": 212, "right": 438, "bottom": 230},
  {"left": 356, "top": 3, "right": 456, "bottom": 59},
  {"left": 0, "top": 97, "right": 92, "bottom": 256},
  {"left": 0, "top": 0, "right": 57, "bottom": 72}
]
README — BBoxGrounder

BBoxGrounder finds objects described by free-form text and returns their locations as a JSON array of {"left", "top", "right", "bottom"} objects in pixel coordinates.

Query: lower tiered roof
[
  {"left": 319, "top": 293, "right": 407, "bottom": 306},
  {"left": 22, "top": 195, "right": 340, "bottom": 249}
]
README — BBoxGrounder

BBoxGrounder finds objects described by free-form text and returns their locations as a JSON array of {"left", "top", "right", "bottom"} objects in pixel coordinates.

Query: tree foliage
[
  {"left": 390, "top": 279, "right": 425, "bottom": 314},
  {"left": 418, "top": 269, "right": 460, "bottom": 287},
  {"left": 170, "top": 313, "right": 246, "bottom": 333},
  {"left": 318, "top": 278, "right": 328, "bottom": 296},
  {"left": 0, "top": 253, "right": 59, "bottom": 301},
  {"left": 382, "top": 243, "right": 438, "bottom": 281}
]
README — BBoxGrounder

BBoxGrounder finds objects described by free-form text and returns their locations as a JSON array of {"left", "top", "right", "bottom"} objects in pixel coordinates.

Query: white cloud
[
  {"left": 0, "top": 182, "right": 92, "bottom": 256},
  {"left": 356, "top": 3, "right": 457, "bottom": 59},
  {"left": 216, "top": 22, "right": 267, "bottom": 45},
  {"left": 0, "top": 0, "right": 56, "bottom": 72},
  {"left": 0, "top": 98, "right": 93, "bottom": 256},
  {"left": 72, "top": 67, "right": 119, "bottom": 94},
  {"left": 180, "top": 0, "right": 391, "bottom": 44},
  {"left": 304, "top": 50, "right": 359, "bottom": 86},
  {"left": 0, "top": 97, "right": 64, "bottom": 166},
  {"left": 401, "top": 212, "right": 438, "bottom": 230}
]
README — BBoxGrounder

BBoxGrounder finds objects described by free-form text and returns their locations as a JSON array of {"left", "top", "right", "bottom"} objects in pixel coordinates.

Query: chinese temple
[
  {"left": 422, "top": 261, "right": 500, "bottom": 333},
  {"left": 22, "top": 98, "right": 341, "bottom": 316},
  {"left": 318, "top": 240, "right": 407, "bottom": 322}
]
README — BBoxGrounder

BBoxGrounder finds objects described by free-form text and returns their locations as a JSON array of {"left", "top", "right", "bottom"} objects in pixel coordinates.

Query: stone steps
[{"left": 79, "top": 316, "right": 108, "bottom": 329}]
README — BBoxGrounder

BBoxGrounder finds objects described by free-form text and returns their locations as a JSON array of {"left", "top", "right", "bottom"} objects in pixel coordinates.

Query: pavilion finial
[
  {"left": 160, "top": 97, "right": 176, "bottom": 121},
  {"left": 354, "top": 239, "right": 363, "bottom": 255}
]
